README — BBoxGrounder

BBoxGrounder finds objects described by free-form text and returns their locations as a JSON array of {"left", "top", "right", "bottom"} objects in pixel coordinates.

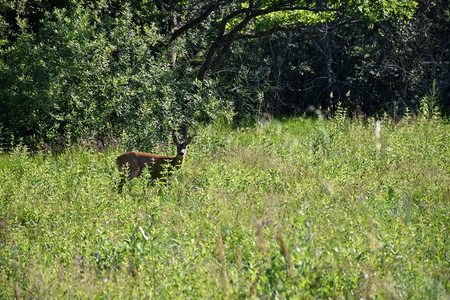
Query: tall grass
[{"left": 0, "top": 116, "right": 448, "bottom": 298}]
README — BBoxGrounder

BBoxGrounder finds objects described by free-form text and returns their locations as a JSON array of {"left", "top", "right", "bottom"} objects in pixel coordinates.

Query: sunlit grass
[{"left": 1, "top": 116, "right": 449, "bottom": 298}]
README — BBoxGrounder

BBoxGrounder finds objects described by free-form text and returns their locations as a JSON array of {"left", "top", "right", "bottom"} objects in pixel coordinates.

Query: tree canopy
[{"left": 0, "top": 0, "right": 448, "bottom": 148}]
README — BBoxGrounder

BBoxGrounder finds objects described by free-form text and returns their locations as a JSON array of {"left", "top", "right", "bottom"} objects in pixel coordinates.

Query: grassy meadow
[{"left": 0, "top": 116, "right": 449, "bottom": 298}]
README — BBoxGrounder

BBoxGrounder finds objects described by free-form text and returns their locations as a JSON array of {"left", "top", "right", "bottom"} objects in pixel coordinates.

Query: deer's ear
[
  {"left": 186, "top": 136, "right": 193, "bottom": 145},
  {"left": 172, "top": 134, "right": 180, "bottom": 144}
]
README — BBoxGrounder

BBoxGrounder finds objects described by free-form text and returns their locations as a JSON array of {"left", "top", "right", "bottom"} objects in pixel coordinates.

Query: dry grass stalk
[
  {"left": 255, "top": 220, "right": 267, "bottom": 257},
  {"left": 276, "top": 231, "right": 294, "bottom": 278},
  {"left": 216, "top": 231, "right": 227, "bottom": 296},
  {"left": 14, "top": 283, "right": 21, "bottom": 300}
]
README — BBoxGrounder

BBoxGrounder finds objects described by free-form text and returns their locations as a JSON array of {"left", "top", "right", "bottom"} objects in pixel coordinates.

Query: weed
[{"left": 0, "top": 117, "right": 448, "bottom": 298}]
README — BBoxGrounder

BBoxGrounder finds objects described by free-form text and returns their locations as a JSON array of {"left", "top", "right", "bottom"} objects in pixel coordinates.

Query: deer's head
[{"left": 173, "top": 135, "right": 193, "bottom": 158}]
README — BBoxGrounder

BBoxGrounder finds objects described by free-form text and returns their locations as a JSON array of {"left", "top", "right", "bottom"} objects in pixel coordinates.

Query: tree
[
  {"left": 159, "top": 0, "right": 418, "bottom": 81},
  {"left": 6, "top": 0, "right": 448, "bottom": 149}
]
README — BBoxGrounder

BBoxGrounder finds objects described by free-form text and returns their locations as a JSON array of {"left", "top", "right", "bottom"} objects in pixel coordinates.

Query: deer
[{"left": 116, "top": 134, "right": 194, "bottom": 192}]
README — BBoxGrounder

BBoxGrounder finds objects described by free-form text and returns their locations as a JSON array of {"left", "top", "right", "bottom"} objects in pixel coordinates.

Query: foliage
[
  {"left": 0, "top": 4, "right": 230, "bottom": 148},
  {"left": 220, "top": 0, "right": 448, "bottom": 117},
  {"left": 0, "top": 0, "right": 448, "bottom": 148},
  {"left": 0, "top": 116, "right": 448, "bottom": 298}
]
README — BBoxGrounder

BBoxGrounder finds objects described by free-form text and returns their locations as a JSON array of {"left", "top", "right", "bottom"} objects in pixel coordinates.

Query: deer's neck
[{"left": 171, "top": 156, "right": 185, "bottom": 168}]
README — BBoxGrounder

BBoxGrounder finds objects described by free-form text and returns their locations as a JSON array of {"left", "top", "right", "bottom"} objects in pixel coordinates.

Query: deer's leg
[
  {"left": 128, "top": 166, "right": 141, "bottom": 180},
  {"left": 117, "top": 160, "right": 139, "bottom": 193},
  {"left": 118, "top": 173, "right": 126, "bottom": 193},
  {"left": 117, "top": 162, "right": 130, "bottom": 193}
]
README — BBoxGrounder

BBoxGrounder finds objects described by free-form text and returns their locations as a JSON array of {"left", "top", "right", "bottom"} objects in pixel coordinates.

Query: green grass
[{"left": 1, "top": 116, "right": 449, "bottom": 298}]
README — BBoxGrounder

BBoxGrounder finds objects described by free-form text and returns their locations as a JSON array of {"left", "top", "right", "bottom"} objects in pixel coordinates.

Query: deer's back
[{"left": 117, "top": 151, "right": 173, "bottom": 169}]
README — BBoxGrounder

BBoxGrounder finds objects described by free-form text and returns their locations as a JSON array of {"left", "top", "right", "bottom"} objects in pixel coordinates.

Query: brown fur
[{"left": 116, "top": 136, "right": 192, "bottom": 192}]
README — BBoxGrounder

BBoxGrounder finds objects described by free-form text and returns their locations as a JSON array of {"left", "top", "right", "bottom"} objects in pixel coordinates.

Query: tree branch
[
  {"left": 197, "top": 2, "right": 346, "bottom": 80},
  {"left": 251, "top": 23, "right": 314, "bottom": 37},
  {"left": 170, "top": 3, "right": 222, "bottom": 41}
]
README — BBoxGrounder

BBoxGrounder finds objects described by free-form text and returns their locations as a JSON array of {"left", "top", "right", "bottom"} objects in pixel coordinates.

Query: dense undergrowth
[{"left": 0, "top": 116, "right": 449, "bottom": 298}]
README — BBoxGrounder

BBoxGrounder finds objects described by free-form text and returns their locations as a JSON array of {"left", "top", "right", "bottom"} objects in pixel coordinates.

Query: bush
[{"left": 0, "top": 4, "right": 231, "bottom": 150}]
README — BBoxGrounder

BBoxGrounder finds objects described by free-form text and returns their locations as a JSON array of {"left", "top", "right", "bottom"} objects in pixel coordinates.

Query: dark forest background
[{"left": 1, "top": 0, "right": 448, "bottom": 149}]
